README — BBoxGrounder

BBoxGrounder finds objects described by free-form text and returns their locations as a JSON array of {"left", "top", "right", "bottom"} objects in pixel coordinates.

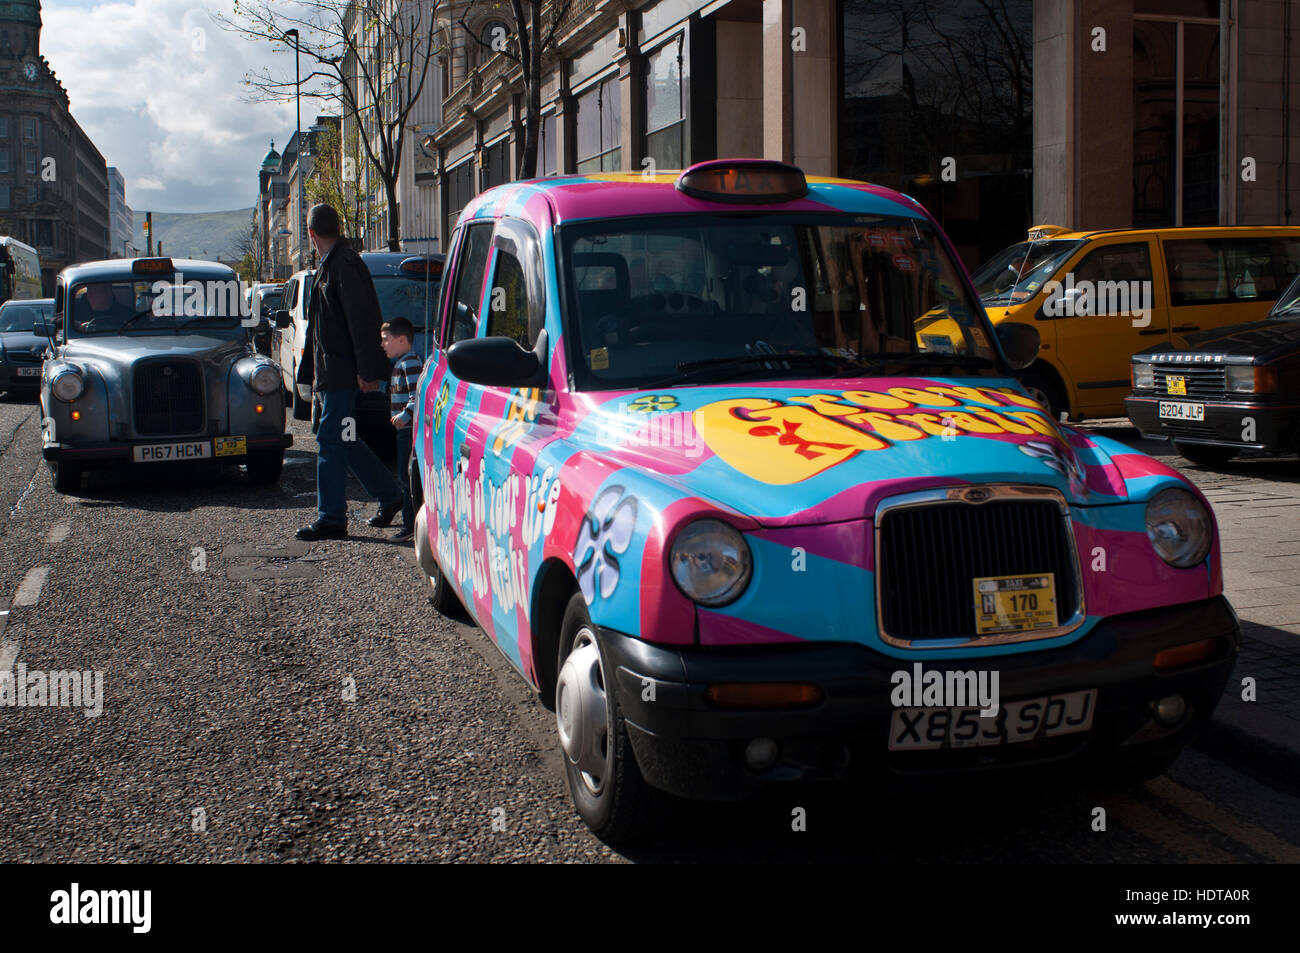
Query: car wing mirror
[
  {"left": 273, "top": 308, "right": 292, "bottom": 329},
  {"left": 996, "top": 321, "right": 1041, "bottom": 371},
  {"left": 447, "top": 330, "right": 547, "bottom": 388}
]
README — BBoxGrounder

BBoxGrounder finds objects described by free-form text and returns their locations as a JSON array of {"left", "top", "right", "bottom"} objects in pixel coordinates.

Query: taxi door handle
[{"left": 1172, "top": 324, "right": 1200, "bottom": 332}]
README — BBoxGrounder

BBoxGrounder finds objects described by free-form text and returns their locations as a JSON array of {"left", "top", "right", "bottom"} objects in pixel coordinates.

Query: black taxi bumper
[
  {"left": 1125, "top": 394, "right": 1300, "bottom": 452},
  {"left": 601, "top": 597, "right": 1241, "bottom": 801},
  {"left": 43, "top": 433, "right": 292, "bottom": 466}
]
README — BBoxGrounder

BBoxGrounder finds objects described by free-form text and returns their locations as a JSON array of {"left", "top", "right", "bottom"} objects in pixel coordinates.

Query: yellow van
[{"left": 971, "top": 225, "right": 1300, "bottom": 420}]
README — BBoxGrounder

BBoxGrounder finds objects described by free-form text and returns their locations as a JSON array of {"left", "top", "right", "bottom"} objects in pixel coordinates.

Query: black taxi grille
[
  {"left": 134, "top": 362, "right": 204, "bottom": 436},
  {"left": 1152, "top": 364, "right": 1226, "bottom": 399},
  {"left": 877, "top": 500, "right": 1080, "bottom": 642}
]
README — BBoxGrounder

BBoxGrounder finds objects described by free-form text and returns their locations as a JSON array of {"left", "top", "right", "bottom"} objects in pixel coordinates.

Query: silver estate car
[{"left": 39, "top": 257, "right": 292, "bottom": 493}]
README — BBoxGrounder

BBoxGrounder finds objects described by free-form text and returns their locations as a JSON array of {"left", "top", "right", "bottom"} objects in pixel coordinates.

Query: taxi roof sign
[
  {"left": 132, "top": 257, "right": 174, "bottom": 274},
  {"left": 675, "top": 159, "right": 807, "bottom": 204},
  {"left": 1027, "top": 224, "right": 1070, "bottom": 241},
  {"left": 400, "top": 256, "right": 444, "bottom": 278}
]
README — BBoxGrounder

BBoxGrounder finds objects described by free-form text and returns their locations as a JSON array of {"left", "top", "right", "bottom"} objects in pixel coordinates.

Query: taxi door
[{"left": 1044, "top": 237, "right": 1169, "bottom": 418}]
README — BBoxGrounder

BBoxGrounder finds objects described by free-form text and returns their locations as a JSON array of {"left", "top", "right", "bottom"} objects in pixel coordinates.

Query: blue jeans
[
  {"left": 396, "top": 427, "right": 414, "bottom": 529},
  {"left": 316, "top": 389, "right": 402, "bottom": 526}
]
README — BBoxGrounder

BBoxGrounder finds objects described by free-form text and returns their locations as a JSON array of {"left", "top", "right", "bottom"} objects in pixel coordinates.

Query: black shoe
[
  {"left": 391, "top": 526, "right": 414, "bottom": 542},
  {"left": 296, "top": 520, "right": 348, "bottom": 541},
  {"left": 367, "top": 500, "right": 402, "bottom": 528}
]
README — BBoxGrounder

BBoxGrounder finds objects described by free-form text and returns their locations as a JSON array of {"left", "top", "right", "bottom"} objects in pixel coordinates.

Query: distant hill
[{"left": 143, "top": 208, "right": 254, "bottom": 261}]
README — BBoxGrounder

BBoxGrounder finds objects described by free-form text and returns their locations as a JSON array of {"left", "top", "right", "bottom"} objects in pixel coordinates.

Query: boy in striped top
[{"left": 381, "top": 317, "right": 424, "bottom": 541}]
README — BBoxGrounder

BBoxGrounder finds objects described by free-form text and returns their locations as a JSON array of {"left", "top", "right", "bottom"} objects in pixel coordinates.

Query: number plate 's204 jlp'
[{"left": 973, "top": 573, "right": 1058, "bottom": 636}]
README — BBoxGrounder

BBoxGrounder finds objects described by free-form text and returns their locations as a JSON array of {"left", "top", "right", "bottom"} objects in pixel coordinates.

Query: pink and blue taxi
[{"left": 410, "top": 160, "right": 1240, "bottom": 842}]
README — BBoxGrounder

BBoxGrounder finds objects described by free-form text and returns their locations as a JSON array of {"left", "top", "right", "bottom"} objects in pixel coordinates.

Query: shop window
[
  {"left": 645, "top": 34, "right": 687, "bottom": 170},
  {"left": 576, "top": 76, "right": 621, "bottom": 173}
]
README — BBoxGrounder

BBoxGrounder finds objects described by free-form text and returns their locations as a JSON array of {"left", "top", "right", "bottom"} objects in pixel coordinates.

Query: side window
[
  {"left": 446, "top": 222, "right": 494, "bottom": 347},
  {"left": 287, "top": 279, "right": 298, "bottom": 310},
  {"left": 1070, "top": 242, "right": 1152, "bottom": 287},
  {"left": 1166, "top": 238, "right": 1285, "bottom": 305},
  {"left": 484, "top": 249, "right": 530, "bottom": 347}
]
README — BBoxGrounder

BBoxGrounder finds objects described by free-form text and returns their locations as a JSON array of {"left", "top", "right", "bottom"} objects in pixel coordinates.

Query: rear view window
[{"left": 1165, "top": 237, "right": 1300, "bottom": 306}]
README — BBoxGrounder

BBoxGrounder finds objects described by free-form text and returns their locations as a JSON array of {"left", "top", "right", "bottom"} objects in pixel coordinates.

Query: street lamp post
[{"left": 285, "top": 28, "right": 305, "bottom": 271}]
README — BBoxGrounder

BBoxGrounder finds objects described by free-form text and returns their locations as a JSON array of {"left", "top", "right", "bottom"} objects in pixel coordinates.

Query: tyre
[
  {"left": 244, "top": 449, "right": 283, "bottom": 485},
  {"left": 50, "top": 461, "right": 81, "bottom": 494},
  {"left": 427, "top": 558, "right": 461, "bottom": 615},
  {"left": 555, "top": 592, "right": 655, "bottom": 843},
  {"left": 1173, "top": 441, "right": 1238, "bottom": 466},
  {"left": 1019, "top": 366, "right": 1067, "bottom": 421}
]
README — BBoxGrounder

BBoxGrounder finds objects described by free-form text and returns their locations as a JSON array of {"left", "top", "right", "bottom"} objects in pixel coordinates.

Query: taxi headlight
[
  {"left": 248, "top": 363, "right": 280, "bottom": 396},
  {"left": 1133, "top": 363, "right": 1155, "bottom": 390},
  {"left": 51, "top": 368, "right": 85, "bottom": 402},
  {"left": 1145, "top": 487, "right": 1212, "bottom": 568},
  {"left": 670, "top": 519, "right": 752, "bottom": 606}
]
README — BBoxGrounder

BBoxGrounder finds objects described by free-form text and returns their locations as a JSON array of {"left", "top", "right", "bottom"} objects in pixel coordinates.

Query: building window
[
  {"left": 24, "top": 148, "right": 36, "bottom": 174},
  {"left": 0, "top": 118, "right": 7, "bottom": 138},
  {"left": 481, "top": 137, "right": 510, "bottom": 189},
  {"left": 0, "top": 152, "right": 7, "bottom": 174},
  {"left": 576, "top": 75, "right": 621, "bottom": 173},
  {"left": 1133, "top": 16, "right": 1220, "bottom": 227},
  {"left": 23, "top": 118, "right": 35, "bottom": 140},
  {"left": 0, "top": 186, "right": 8, "bottom": 209},
  {"left": 443, "top": 158, "right": 476, "bottom": 241},
  {"left": 539, "top": 111, "right": 557, "bottom": 176},
  {"left": 645, "top": 34, "right": 687, "bottom": 170}
]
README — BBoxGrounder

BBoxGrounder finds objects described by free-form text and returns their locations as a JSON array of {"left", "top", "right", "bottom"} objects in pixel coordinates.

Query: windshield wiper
[
  {"left": 853, "top": 351, "right": 996, "bottom": 371},
  {"left": 115, "top": 310, "right": 159, "bottom": 335}
]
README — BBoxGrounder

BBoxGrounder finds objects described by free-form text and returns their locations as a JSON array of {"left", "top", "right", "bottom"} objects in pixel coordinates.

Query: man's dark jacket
[{"left": 297, "top": 240, "right": 389, "bottom": 391}]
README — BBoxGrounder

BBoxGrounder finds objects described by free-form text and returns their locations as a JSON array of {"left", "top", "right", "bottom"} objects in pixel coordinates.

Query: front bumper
[
  {"left": 1125, "top": 394, "right": 1300, "bottom": 452},
  {"left": 0, "top": 365, "right": 43, "bottom": 390},
  {"left": 43, "top": 432, "right": 292, "bottom": 466},
  {"left": 601, "top": 597, "right": 1240, "bottom": 800}
]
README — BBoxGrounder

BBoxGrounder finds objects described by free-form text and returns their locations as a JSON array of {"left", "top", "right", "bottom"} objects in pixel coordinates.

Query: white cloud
[{"left": 42, "top": 1, "right": 319, "bottom": 214}]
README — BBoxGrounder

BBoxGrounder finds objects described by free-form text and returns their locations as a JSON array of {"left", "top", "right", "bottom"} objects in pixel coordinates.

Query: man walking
[{"left": 295, "top": 204, "right": 403, "bottom": 541}]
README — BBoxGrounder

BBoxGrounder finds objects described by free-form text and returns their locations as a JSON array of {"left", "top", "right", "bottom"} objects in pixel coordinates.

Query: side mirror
[
  {"left": 447, "top": 333, "right": 546, "bottom": 388},
  {"left": 33, "top": 318, "right": 54, "bottom": 338},
  {"left": 273, "top": 308, "right": 292, "bottom": 329},
  {"left": 996, "top": 321, "right": 1040, "bottom": 371}
]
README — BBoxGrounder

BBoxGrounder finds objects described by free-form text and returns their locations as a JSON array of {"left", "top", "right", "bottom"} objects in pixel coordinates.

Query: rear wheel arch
[{"left": 531, "top": 558, "right": 579, "bottom": 710}]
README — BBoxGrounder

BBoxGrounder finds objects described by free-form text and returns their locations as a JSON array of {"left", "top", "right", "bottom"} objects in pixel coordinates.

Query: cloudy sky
[{"left": 42, "top": 0, "right": 320, "bottom": 213}]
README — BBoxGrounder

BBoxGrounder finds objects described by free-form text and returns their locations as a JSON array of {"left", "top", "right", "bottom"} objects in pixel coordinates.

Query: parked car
[
  {"left": 271, "top": 269, "right": 314, "bottom": 419},
  {"left": 970, "top": 224, "right": 1300, "bottom": 420},
  {"left": 0, "top": 297, "right": 54, "bottom": 394},
  {"left": 39, "top": 257, "right": 291, "bottom": 492},
  {"left": 248, "top": 282, "right": 284, "bottom": 356},
  {"left": 410, "top": 160, "right": 1241, "bottom": 842},
  {"left": 1126, "top": 269, "right": 1300, "bottom": 465}
]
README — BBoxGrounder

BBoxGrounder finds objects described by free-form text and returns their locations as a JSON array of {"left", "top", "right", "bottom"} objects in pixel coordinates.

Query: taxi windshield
[
  {"left": 971, "top": 239, "right": 1082, "bottom": 305},
  {"left": 561, "top": 213, "right": 999, "bottom": 390},
  {"left": 374, "top": 276, "right": 438, "bottom": 329},
  {"left": 0, "top": 300, "right": 52, "bottom": 332},
  {"left": 68, "top": 278, "right": 244, "bottom": 336}
]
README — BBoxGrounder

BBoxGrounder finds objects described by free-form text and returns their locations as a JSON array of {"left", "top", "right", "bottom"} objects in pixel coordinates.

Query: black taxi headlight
[
  {"left": 51, "top": 368, "right": 85, "bottom": 402},
  {"left": 1145, "top": 487, "right": 1212, "bottom": 568},
  {"left": 248, "top": 363, "right": 280, "bottom": 396},
  {"left": 669, "top": 519, "right": 753, "bottom": 607},
  {"left": 1133, "top": 363, "right": 1155, "bottom": 390},
  {"left": 1226, "top": 366, "right": 1255, "bottom": 393}
]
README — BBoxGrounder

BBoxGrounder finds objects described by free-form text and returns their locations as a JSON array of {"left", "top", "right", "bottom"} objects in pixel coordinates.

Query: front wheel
[
  {"left": 1173, "top": 441, "right": 1238, "bottom": 466},
  {"left": 1018, "top": 367, "right": 1068, "bottom": 421},
  {"left": 555, "top": 593, "right": 655, "bottom": 843},
  {"left": 244, "top": 449, "right": 283, "bottom": 484}
]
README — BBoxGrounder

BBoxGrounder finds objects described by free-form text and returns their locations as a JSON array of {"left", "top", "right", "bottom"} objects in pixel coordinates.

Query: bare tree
[
  {"left": 305, "top": 121, "right": 365, "bottom": 238},
  {"left": 218, "top": 0, "right": 442, "bottom": 250},
  {"left": 458, "top": 1, "right": 571, "bottom": 179}
]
